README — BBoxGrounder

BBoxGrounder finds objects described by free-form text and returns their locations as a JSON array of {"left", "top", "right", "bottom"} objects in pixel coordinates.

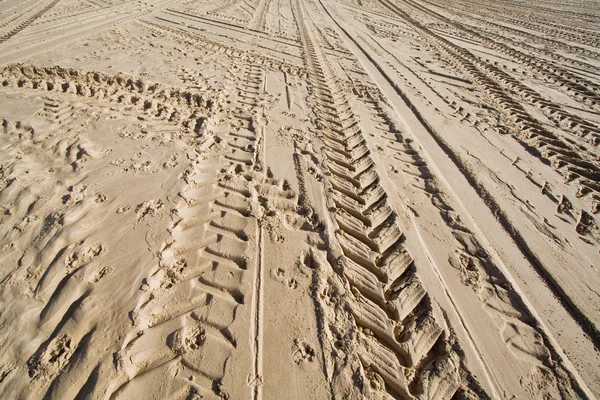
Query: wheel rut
[{"left": 292, "top": 0, "right": 479, "bottom": 397}]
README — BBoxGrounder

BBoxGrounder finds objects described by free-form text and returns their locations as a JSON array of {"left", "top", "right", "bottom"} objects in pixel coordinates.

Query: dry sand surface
[{"left": 1, "top": 0, "right": 600, "bottom": 398}]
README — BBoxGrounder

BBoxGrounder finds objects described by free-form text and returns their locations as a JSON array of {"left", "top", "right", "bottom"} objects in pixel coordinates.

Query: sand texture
[{"left": 1, "top": 0, "right": 600, "bottom": 398}]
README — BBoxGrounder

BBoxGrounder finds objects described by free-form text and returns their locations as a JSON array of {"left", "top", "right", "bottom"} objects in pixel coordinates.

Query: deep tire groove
[{"left": 293, "top": 0, "right": 474, "bottom": 397}]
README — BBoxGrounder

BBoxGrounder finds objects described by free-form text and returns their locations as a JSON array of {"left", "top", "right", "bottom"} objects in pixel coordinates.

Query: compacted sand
[{"left": 1, "top": 0, "right": 600, "bottom": 399}]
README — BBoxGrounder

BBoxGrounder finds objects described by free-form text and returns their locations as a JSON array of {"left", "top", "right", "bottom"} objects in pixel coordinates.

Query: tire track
[
  {"left": 106, "top": 63, "right": 271, "bottom": 399},
  {"left": 375, "top": 0, "right": 600, "bottom": 338},
  {"left": 375, "top": 0, "right": 600, "bottom": 197},
  {"left": 248, "top": 0, "right": 271, "bottom": 31},
  {"left": 360, "top": 2, "right": 600, "bottom": 150},
  {"left": 0, "top": 0, "right": 59, "bottom": 44},
  {"left": 292, "top": 0, "right": 479, "bottom": 397},
  {"left": 0, "top": 64, "right": 220, "bottom": 398},
  {"left": 316, "top": 1, "right": 598, "bottom": 396},
  {"left": 0, "top": 64, "right": 216, "bottom": 137},
  {"left": 138, "top": 19, "right": 305, "bottom": 75},
  {"left": 325, "top": 3, "right": 600, "bottom": 388},
  {"left": 0, "top": 0, "right": 180, "bottom": 66},
  {"left": 362, "top": 92, "right": 586, "bottom": 398},
  {"left": 397, "top": 0, "right": 600, "bottom": 112},
  {"left": 344, "top": 0, "right": 600, "bottom": 110},
  {"left": 427, "top": 0, "right": 600, "bottom": 47},
  {"left": 429, "top": 4, "right": 600, "bottom": 66},
  {"left": 36, "top": 96, "right": 78, "bottom": 126},
  {"left": 31, "top": 0, "right": 101, "bottom": 27}
]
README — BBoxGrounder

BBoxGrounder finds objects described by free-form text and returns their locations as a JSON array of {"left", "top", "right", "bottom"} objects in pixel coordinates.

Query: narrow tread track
[
  {"left": 397, "top": 0, "right": 600, "bottom": 110},
  {"left": 0, "top": 0, "right": 59, "bottom": 44}
]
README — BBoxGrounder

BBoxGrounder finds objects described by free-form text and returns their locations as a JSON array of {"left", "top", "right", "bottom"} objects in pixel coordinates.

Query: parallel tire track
[
  {"left": 426, "top": 0, "right": 600, "bottom": 47},
  {"left": 0, "top": 0, "right": 180, "bottom": 66},
  {"left": 376, "top": 0, "right": 600, "bottom": 196},
  {"left": 138, "top": 19, "right": 305, "bottom": 76},
  {"left": 328, "top": 0, "right": 600, "bottom": 356},
  {"left": 399, "top": 0, "right": 600, "bottom": 111}
]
